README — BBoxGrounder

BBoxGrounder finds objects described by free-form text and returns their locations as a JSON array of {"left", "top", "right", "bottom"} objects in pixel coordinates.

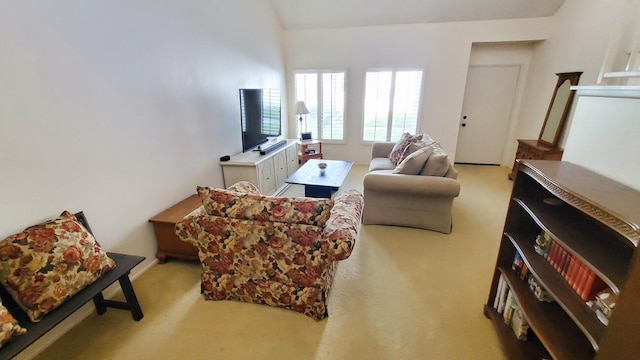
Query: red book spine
[
  {"left": 565, "top": 257, "right": 578, "bottom": 284},
  {"left": 572, "top": 263, "right": 585, "bottom": 292},
  {"left": 561, "top": 249, "right": 571, "bottom": 276},
  {"left": 556, "top": 246, "right": 566, "bottom": 272},
  {"left": 576, "top": 265, "right": 591, "bottom": 295},
  {"left": 581, "top": 272, "right": 608, "bottom": 301},
  {"left": 548, "top": 242, "right": 559, "bottom": 268}
]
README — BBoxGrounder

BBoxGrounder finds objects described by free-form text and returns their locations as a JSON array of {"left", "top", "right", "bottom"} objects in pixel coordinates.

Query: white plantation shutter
[
  {"left": 363, "top": 71, "right": 392, "bottom": 141},
  {"left": 295, "top": 71, "right": 345, "bottom": 141},
  {"left": 295, "top": 73, "right": 318, "bottom": 137},
  {"left": 363, "top": 70, "right": 423, "bottom": 142},
  {"left": 391, "top": 71, "right": 422, "bottom": 140},
  {"left": 321, "top": 73, "right": 345, "bottom": 140}
]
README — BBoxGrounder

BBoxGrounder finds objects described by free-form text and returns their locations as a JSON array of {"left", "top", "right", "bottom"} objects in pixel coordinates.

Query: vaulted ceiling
[{"left": 270, "top": 0, "right": 566, "bottom": 30}]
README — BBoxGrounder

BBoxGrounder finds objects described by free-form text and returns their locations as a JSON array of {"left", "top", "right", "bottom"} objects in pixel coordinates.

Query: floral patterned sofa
[{"left": 175, "top": 181, "right": 363, "bottom": 320}]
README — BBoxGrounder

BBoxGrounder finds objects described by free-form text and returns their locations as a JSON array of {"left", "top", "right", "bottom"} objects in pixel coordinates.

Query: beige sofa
[{"left": 362, "top": 141, "right": 460, "bottom": 233}]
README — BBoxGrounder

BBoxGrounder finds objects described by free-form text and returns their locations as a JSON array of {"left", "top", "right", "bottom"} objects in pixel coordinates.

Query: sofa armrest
[
  {"left": 371, "top": 142, "right": 395, "bottom": 159},
  {"left": 175, "top": 216, "right": 202, "bottom": 247},
  {"left": 322, "top": 189, "right": 363, "bottom": 261},
  {"left": 364, "top": 172, "right": 461, "bottom": 197}
]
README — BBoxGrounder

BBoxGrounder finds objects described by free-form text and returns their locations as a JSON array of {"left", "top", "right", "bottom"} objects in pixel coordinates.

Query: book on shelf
[
  {"left": 494, "top": 275, "right": 506, "bottom": 309},
  {"left": 511, "top": 252, "right": 529, "bottom": 280},
  {"left": 519, "top": 262, "right": 529, "bottom": 280},
  {"left": 535, "top": 230, "right": 607, "bottom": 302},
  {"left": 566, "top": 257, "right": 579, "bottom": 286},
  {"left": 496, "top": 275, "right": 509, "bottom": 313},
  {"left": 561, "top": 249, "right": 572, "bottom": 276},
  {"left": 575, "top": 263, "right": 589, "bottom": 294},
  {"left": 503, "top": 290, "right": 515, "bottom": 323},
  {"left": 512, "top": 252, "right": 524, "bottom": 274},
  {"left": 493, "top": 276, "right": 530, "bottom": 341},
  {"left": 580, "top": 270, "right": 607, "bottom": 301}
]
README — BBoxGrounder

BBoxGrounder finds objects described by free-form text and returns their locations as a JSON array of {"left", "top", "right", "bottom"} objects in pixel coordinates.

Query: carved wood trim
[{"left": 520, "top": 165, "right": 640, "bottom": 247}]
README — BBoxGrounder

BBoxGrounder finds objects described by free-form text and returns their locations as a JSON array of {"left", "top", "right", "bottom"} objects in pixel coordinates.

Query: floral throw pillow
[
  {"left": 389, "top": 133, "right": 423, "bottom": 165},
  {"left": 0, "top": 299, "right": 26, "bottom": 348},
  {"left": 0, "top": 211, "right": 116, "bottom": 322},
  {"left": 197, "top": 186, "right": 334, "bottom": 227}
]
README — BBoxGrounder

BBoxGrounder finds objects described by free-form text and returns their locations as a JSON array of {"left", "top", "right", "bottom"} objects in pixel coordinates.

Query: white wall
[
  {"left": 284, "top": 18, "right": 551, "bottom": 164},
  {"left": 563, "top": 91, "right": 640, "bottom": 190},
  {"left": 514, "top": 0, "right": 629, "bottom": 147},
  {"left": 1, "top": 1, "right": 286, "bottom": 357},
  {"left": 0, "top": 1, "right": 286, "bottom": 270}
]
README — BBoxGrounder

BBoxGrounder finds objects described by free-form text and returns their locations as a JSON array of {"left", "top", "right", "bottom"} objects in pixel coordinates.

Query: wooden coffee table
[{"left": 285, "top": 159, "right": 353, "bottom": 198}]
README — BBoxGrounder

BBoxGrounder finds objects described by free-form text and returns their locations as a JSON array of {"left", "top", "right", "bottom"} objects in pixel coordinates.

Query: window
[
  {"left": 363, "top": 70, "right": 423, "bottom": 142},
  {"left": 295, "top": 71, "right": 345, "bottom": 141}
]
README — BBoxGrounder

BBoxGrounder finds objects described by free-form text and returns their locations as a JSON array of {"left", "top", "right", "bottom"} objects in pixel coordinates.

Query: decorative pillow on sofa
[
  {"left": 393, "top": 145, "right": 435, "bottom": 175},
  {"left": 198, "top": 186, "right": 334, "bottom": 227},
  {"left": 0, "top": 299, "right": 26, "bottom": 348},
  {"left": 421, "top": 143, "right": 450, "bottom": 177},
  {"left": 0, "top": 211, "right": 116, "bottom": 322},
  {"left": 389, "top": 132, "right": 423, "bottom": 165},
  {"left": 225, "top": 181, "right": 261, "bottom": 195}
]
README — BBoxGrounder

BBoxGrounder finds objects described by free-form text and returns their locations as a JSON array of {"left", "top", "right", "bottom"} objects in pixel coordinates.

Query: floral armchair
[{"left": 175, "top": 181, "right": 363, "bottom": 320}]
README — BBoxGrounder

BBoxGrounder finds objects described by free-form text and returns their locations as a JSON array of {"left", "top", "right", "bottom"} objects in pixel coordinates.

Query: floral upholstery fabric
[
  {"left": 176, "top": 184, "right": 363, "bottom": 320},
  {"left": 0, "top": 211, "right": 116, "bottom": 322},
  {"left": 197, "top": 186, "right": 334, "bottom": 227},
  {"left": 389, "top": 132, "right": 423, "bottom": 165},
  {"left": 225, "top": 181, "right": 261, "bottom": 195},
  {"left": 0, "top": 299, "right": 26, "bottom": 348}
]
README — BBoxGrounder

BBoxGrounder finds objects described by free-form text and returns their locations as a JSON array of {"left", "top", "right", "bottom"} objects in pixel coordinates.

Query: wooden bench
[{"left": 0, "top": 212, "right": 145, "bottom": 360}]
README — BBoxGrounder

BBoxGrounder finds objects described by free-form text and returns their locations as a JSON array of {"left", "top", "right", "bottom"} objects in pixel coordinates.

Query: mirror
[{"left": 538, "top": 72, "right": 582, "bottom": 147}]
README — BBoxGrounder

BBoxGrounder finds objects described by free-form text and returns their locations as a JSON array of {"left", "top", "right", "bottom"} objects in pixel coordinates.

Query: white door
[{"left": 456, "top": 65, "right": 520, "bottom": 164}]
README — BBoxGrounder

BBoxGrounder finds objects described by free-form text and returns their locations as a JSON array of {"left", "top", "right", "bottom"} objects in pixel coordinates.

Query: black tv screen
[{"left": 239, "top": 88, "right": 281, "bottom": 152}]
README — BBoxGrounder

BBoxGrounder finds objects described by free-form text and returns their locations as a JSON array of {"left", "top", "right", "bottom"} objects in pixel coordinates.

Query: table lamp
[{"left": 295, "top": 100, "right": 310, "bottom": 133}]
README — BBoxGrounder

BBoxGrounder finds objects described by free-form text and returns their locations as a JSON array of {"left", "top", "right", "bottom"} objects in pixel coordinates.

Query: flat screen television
[{"left": 239, "top": 88, "right": 281, "bottom": 152}]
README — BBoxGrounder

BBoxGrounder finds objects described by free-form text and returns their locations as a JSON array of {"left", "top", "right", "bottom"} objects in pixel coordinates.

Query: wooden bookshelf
[{"left": 485, "top": 160, "right": 640, "bottom": 359}]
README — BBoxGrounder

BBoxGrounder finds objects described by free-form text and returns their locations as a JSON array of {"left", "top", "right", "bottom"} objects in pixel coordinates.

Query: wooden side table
[
  {"left": 298, "top": 140, "right": 323, "bottom": 164},
  {"left": 148, "top": 194, "right": 203, "bottom": 263},
  {"left": 508, "top": 139, "right": 563, "bottom": 180}
]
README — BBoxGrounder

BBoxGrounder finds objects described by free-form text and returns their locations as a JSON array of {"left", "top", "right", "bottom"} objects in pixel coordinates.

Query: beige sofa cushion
[
  {"left": 369, "top": 157, "right": 396, "bottom": 172},
  {"left": 421, "top": 143, "right": 450, "bottom": 176},
  {"left": 393, "top": 145, "right": 435, "bottom": 175}
]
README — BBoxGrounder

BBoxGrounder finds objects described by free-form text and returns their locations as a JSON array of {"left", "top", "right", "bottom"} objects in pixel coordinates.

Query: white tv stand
[{"left": 220, "top": 139, "right": 298, "bottom": 195}]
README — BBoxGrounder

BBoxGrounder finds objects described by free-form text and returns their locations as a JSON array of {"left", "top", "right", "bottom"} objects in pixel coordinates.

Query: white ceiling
[{"left": 270, "top": 0, "right": 566, "bottom": 30}]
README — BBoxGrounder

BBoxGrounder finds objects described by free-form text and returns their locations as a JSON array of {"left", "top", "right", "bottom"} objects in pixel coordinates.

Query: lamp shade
[{"left": 295, "top": 101, "right": 310, "bottom": 115}]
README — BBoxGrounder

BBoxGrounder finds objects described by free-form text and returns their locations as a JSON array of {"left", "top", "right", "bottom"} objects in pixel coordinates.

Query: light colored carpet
[{"left": 32, "top": 164, "right": 512, "bottom": 360}]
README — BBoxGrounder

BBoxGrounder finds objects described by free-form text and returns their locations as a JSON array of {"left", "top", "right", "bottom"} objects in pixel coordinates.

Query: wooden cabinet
[
  {"left": 485, "top": 160, "right": 640, "bottom": 359},
  {"left": 285, "top": 143, "right": 299, "bottom": 175},
  {"left": 298, "top": 140, "right": 323, "bottom": 164},
  {"left": 220, "top": 139, "right": 298, "bottom": 195},
  {"left": 256, "top": 160, "right": 276, "bottom": 195},
  {"left": 509, "top": 139, "right": 563, "bottom": 180},
  {"left": 148, "top": 194, "right": 203, "bottom": 263}
]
